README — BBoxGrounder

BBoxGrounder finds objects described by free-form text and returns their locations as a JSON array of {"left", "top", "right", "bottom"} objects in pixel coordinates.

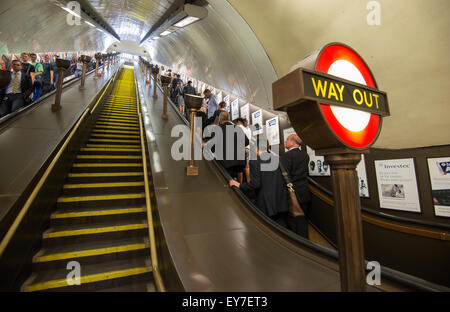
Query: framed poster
[
  {"left": 356, "top": 154, "right": 369, "bottom": 198},
  {"left": 266, "top": 116, "right": 280, "bottom": 146},
  {"left": 374, "top": 158, "right": 421, "bottom": 213},
  {"left": 252, "top": 109, "right": 264, "bottom": 135},
  {"left": 306, "top": 146, "right": 330, "bottom": 176},
  {"left": 231, "top": 99, "right": 239, "bottom": 121},
  {"left": 241, "top": 103, "right": 250, "bottom": 124},
  {"left": 427, "top": 157, "right": 450, "bottom": 217},
  {"left": 216, "top": 91, "right": 223, "bottom": 104}
]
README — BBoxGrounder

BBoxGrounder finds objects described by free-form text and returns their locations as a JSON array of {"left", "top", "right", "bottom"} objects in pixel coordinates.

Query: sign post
[
  {"left": 273, "top": 43, "right": 389, "bottom": 291},
  {"left": 160, "top": 75, "right": 171, "bottom": 120},
  {"left": 185, "top": 94, "right": 203, "bottom": 176},
  {"left": 79, "top": 55, "right": 91, "bottom": 90}
]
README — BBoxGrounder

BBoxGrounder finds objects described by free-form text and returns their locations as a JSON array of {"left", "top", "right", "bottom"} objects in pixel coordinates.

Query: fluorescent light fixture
[
  {"left": 174, "top": 16, "right": 200, "bottom": 28},
  {"left": 61, "top": 7, "right": 81, "bottom": 18},
  {"left": 160, "top": 30, "right": 172, "bottom": 36},
  {"left": 97, "top": 28, "right": 104, "bottom": 32},
  {"left": 152, "top": 36, "right": 160, "bottom": 40},
  {"left": 85, "top": 21, "right": 95, "bottom": 27}
]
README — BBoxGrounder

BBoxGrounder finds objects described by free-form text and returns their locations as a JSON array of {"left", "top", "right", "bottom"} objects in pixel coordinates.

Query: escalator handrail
[
  {"left": 307, "top": 177, "right": 450, "bottom": 231},
  {"left": 149, "top": 73, "right": 449, "bottom": 292}
]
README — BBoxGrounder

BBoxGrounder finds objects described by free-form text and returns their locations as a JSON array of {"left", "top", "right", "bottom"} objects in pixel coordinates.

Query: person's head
[
  {"left": 177, "top": 74, "right": 181, "bottom": 79},
  {"left": 30, "top": 53, "right": 37, "bottom": 63},
  {"left": 218, "top": 112, "right": 230, "bottom": 124},
  {"left": 200, "top": 106, "right": 207, "bottom": 113},
  {"left": 20, "top": 53, "right": 29, "bottom": 63},
  {"left": 218, "top": 101, "right": 227, "bottom": 110},
  {"left": 177, "top": 81, "right": 182, "bottom": 86},
  {"left": 285, "top": 134, "right": 302, "bottom": 150},
  {"left": 44, "top": 55, "right": 50, "bottom": 63},
  {"left": 188, "top": 80, "right": 192, "bottom": 85},
  {"left": 11, "top": 60, "right": 22, "bottom": 72},
  {"left": 204, "top": 89, "right": 211, "bottom": 98},
  {"left": 53, "top": 55, "right": 58, "bottom": 62}
]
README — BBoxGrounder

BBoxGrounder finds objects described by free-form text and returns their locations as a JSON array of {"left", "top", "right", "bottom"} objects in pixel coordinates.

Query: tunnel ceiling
[
  {"left": 1, "top": 0, "right": 449, "bottom": 150},
  {"left": 87, "top": 0, "right": 176, "bottom": 42}
]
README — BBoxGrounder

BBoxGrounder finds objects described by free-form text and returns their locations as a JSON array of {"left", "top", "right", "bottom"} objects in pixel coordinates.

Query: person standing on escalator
[{"left": 280, "top": 134, "right": 311, "bottom": 238}]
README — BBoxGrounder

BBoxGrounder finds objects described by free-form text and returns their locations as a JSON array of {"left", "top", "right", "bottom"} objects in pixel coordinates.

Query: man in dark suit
[
  {"left": 0, "top": 60, "right": 33, "bottom": 118},
  {"left": 229, "top": 147, "right": 289, "bottom": 226},
  {"left": 205, "top": 112, "right": 249, "bottom": 179},
  {"left": 280, "top": 134, "right": 311, "bottom": 238}
]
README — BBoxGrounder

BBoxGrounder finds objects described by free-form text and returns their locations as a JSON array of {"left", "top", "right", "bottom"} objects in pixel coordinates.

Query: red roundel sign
[{"left": 315, "top": 44, "right": 380, "bottom": 149}]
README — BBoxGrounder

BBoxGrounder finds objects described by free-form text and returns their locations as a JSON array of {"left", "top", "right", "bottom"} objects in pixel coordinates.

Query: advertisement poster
[
  {"left": 306, "top": 146, "right": 330, "bottom": 176},
  {"left": 374, "top": 158, "right": 421, "bottom": 213},
  {"left": 231, "top": 99, "right": 239, "bottom": 121},
  {"left": 427, "top": 157, "right": 450, "bottom": 217},
  {"left": 216, "top": 91, "right": 223, "bottom": 105},
  {"left": 266, "top": 116, "right": 280, "bottom": 146},
  {"left": 252, "top": 109, "right": 264, "bottom": 135},
  {"left": 224, "top": 95, "right": 231, "bottom": 112},
  {"left": 241, "top": 103, "right": 250, "bottom": 124},
  {"left": 356, "top": 154, "right": 369, "bottom": 198}
]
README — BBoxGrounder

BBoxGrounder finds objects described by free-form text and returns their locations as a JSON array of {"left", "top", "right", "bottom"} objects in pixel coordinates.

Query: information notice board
[
  {"left": 427, "top": 157, "right": 450, "bottom": 217},
  {"left": 374, "top": 158, "right": 421, "bottom": 213}
]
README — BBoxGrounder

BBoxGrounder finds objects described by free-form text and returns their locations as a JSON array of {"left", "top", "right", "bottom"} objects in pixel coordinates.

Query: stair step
[
  {"left": 92, "top": 129, "right": 139, "bottom": 135},
  {"left": 22, "top": 257, "right": 152, "bottom": 292},
  {"left": 51, "top": 207, "right": 146, "bottom": 220},
  {"left": 57, "top": 193, "right": 145, "bottom": 204},
  {"left": 43, "top": 220, "right": 147, "bottom": 239},
  {"left": 89, "top": 139, "right": 140, "bottom": 144},
  {"left": 96, "top": 122, "right": 138, "bottom": 129}
]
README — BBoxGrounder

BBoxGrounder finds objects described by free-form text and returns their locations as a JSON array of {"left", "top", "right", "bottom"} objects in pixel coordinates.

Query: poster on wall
[
  {"left": 224, "top": 94, "right": 231, "bottom": 113},
  {"left": 231, "top": 99, "right": 239, "bottom": 121},
  {"left": 356, "top": 154, "right": 369, "bottom": 198},
  {"left": 427, "top": 157, "right": 450, "bottom": 217},
  {"left": 252, "top": 109, "right": 264, "bottom": 135},
  {"left": 266, "top": 116, "right": 280, "bottom": 146},
  {"left": 374, "top": 158, "right": 421, "bottom": 213},
  {"left": 241, "top": 103, "right": 250, "bottom": 124},
  {"left": 216, "top": 91, "right": 223, "bottom": 105},
  {"left": 306, "top": 146, "right": 330, "bottom": 176}
]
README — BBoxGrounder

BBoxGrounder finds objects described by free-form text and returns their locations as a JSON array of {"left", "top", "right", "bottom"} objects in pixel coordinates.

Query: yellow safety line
[
  {"left": 68, "top": 172, "right": 143, "bottom": 178},
  {"left": 97, "top": 119, "right": 138, "bottom": 125},
  {"left": 96, "top": 122, "right": 139, "bottom": 128},
  {"left": 101, "top": 110, "right": 137, "bottom": 115},
  {"left": 57, "top": 193, "right": 144, "bottom": 203},
  {"left": 95, "top": 125, "right": 139, "bottom": 130},
  {"left": 86, "top": 144, "right": 140, "bottom": 148},
  {"left": 80, "top": 148, "right": 140, "bottom": 152},
  {"left": 77, "top": 155, "right": 141, "bottom": 159},
  {"left": 72, "top": 163, "right": 142, "bottom": 168},
  {"left": 91, "top": 134, "right": 140, "bottom": 139},
  {"left": 93, "top": 129, "right": 139, "bottom": 135},
  {"left": 24, "top": 267, "right": 150, "bottom": 292},
  {"left": 110, "top": 94, "right": 136, "bottom": 99},
  {"left": 35, "top": 243, "right": 147, "bottom": 263},
  {"left": 64, "top": 182, "right": 144, "bottom": 189},
  {"left": 89, "top": 139, "right": 140, "bottom": 143},
  {"left": 51, "top": 207, "right": 145, "bottom": 219},
  {"left": 97, "top": 116, "right": 138, "bottom": 122},
  {"left": 44, "top": 223, "right": 147, "bottom": 238}
]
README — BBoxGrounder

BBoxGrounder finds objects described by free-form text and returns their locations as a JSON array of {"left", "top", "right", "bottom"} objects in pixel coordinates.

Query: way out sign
[{"left": 273, "top": 42, "right": 389, "bottom": 150}]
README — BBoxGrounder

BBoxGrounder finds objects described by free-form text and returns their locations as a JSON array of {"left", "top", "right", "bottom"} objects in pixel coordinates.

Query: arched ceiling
[{"left": 1, "top": 0, "right": 449, "bottom": 149}]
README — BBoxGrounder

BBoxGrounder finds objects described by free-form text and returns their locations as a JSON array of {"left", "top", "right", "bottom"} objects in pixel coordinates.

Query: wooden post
[
  {"left": 94, "top": 58, "right": 99, "bottom": 80},
  {"left": 153, "top": 74, "right": 158, "bottom": 99},
  {"left": 318, "top": 150, "right": 367, "bottom": 292},
  {"left": 162, "top": 83, "right": 169, "bottom": 120},
  {"left": 186, "top": 109, "right": 199, "bottom": 176},
  {"left": 52, "top": 59, "right": 70, "bottom": 111},
  {"left": 79, "top": 55, "right": 91, "bottom": 90}
]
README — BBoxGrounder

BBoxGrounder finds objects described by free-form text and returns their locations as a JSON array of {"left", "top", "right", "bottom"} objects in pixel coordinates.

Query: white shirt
[{"left": 6, "top": 71, "right": 22, "bottom": 94}]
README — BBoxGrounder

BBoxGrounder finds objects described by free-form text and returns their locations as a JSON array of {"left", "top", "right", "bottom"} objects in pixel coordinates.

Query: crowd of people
[
  {"left": 0, "top": 53, "right": 98, "bottom": 119},
  {"left": 157, "top": 65, "right": 312, "bottom": 239}
]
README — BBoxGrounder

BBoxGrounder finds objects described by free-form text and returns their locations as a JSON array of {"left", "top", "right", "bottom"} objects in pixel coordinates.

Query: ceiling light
[
  {"left": 174, "top": 16, "right": 200, "bottom": 28},
  {"left": 97, "top": 28, "right": 104, "bottom": 32},
  {"left": 61, "top": 7, "right": 81, "bottom": 18},
  {"left": 85, "top": 21, "right": 95, "bottom": 27},
  {"left": 160, "top": 31, "right": 171, "bottom": 36},
  {"left": 153, "top": 36, "right": 160, "bottom": 40}
]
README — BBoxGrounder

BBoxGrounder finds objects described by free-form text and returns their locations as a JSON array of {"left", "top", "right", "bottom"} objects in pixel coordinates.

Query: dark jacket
[
  {"left": 280, "top": 148, "right": 311, "bottom": 204},
  {"left": 207, "top": 121, "right": 249, "bottom": 169},
  {"left": 183, "top": 85, "right": 196, "bottom": 96},
  {"left": 0, "top": 71, "right": 33, "bottom": 102},
  {"left": 240, "top": 153, "right": 288, "bottom": 217}
]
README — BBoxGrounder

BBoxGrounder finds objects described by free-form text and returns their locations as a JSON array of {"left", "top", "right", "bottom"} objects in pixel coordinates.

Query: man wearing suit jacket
[
  {"left": 0, "top": 60, "right": 33, "bottom": 118},
  {"left": 281, "top": 134, "right": 311, "bottom": 238},
  {"left": 229, "top": 148, "right": 288, "bottom": 226}
]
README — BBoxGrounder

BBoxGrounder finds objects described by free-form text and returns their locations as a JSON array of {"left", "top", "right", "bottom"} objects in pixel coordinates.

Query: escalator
[{"left": 19, "top": 67, "right": 156, "bottom": 291}]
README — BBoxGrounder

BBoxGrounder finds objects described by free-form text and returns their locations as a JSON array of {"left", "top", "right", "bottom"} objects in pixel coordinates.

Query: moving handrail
[
  {"left": 149, "top": 72, "right": 449, "bottom": 292},
  {"left": 134, "top": 75, "right": 165, "bottom": 292}
]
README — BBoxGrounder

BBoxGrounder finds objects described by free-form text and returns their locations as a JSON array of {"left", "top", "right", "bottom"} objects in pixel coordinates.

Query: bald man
[{"left": 281, "top": 134, "right": 311, "bottom": 238}]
